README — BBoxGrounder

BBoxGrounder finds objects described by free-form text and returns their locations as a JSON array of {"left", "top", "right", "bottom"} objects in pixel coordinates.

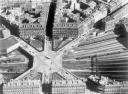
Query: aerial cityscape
[{"left": 0, "top": 0, "right": 128, "bottom": 94}]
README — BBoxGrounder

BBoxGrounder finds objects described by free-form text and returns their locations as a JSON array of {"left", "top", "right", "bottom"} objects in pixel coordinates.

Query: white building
[{"left": 3, "top": 80, "right": 42, "bottom": 94}]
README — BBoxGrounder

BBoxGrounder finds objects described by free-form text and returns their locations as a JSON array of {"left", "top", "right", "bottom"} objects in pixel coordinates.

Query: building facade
[
  {"left": 53, "top": 23, "right": 79, "bottom": 38},
  {"left": 3, "top": 80, "right": 42, "bottom": 94},
  {"left": 19, "top": 24, "right": 45, "bottom": 39},
  {"left": 52, "top": 80, "right": 86, "bottom": 94}
]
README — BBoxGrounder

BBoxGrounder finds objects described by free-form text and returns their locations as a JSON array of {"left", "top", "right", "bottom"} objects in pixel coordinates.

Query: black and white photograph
[{"left": 0, "top": 0, "right": 128, "bottom": 94}]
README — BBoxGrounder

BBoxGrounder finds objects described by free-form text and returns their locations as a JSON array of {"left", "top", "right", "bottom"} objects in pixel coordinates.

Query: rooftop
[{"left": 0, "top": 36, "right": 18, "bottom": 51}]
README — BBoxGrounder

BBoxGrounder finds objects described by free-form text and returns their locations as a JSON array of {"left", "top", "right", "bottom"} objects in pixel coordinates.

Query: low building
[
  {"left": 0, "top": 55, "right": 29, "bottom": 73},
  {"left": 103, "top": 16, "right": 115, "bottom": 31},
  {"left": 52, "top": 80, "right": 86, "bottom": 94},
  {"left": 0, "top": 36, "right": 18, "bottom": 56},
  {"left": 87, "top": 75, "right": 128, "bottom": 93},
  {"left": 3, "top": 80, "right": 42, "bottom": 94}
]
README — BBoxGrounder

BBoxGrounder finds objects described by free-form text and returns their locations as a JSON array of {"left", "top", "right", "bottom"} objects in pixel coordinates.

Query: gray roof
[{"left": 0, "top": 36, "right": 18, "bottom": 51}]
